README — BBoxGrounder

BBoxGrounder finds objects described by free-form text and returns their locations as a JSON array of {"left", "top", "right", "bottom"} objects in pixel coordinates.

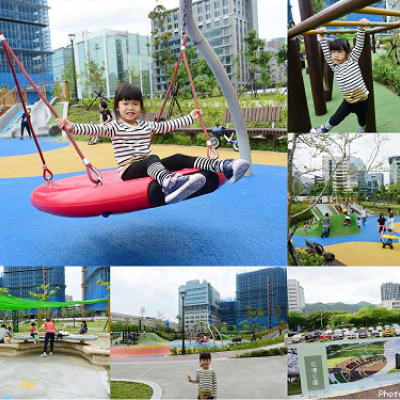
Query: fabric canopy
[{"left": 0, "top": 294, "right": 107, "bottom": 311}]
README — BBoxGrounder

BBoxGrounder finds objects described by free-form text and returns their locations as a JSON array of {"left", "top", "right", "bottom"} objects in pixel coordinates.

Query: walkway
[{"left": 0, "top": 138, "right": 287, "bottom": 265}]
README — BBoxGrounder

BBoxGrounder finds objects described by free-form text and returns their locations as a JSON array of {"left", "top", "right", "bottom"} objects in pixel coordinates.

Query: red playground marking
[{"left": 111, "top": 345, "right": 171, "bottom": 357}]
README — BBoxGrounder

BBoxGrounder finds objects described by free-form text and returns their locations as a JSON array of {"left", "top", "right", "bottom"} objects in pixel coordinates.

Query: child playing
[
  {"left": 30, "top": 322, "right": 38, "bottom": 344},
  {"left": 57, "top": 83, "right": 249, "bottom": 205},
  {"left": 187, "top": 351, "right": 217, "bottom": 399},
  {"left": 357, "top": 217, "right": 361, "bottom": 230},
  {"left": 311, "top": 19, "right": 370, "bottom": 134},
  {"left": 88, "top": 100, "right": 113, "bottom": 145},
  {"left": 382, "top": 229, "right": 394, "bottom": 249}
]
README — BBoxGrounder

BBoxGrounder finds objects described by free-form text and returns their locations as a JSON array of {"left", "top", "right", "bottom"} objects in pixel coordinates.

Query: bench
[
  {"left": 176, "top": 106, "right": 287, "bottom": 145},
  {"left": 231, "top": 337, "right": 242, "bottom": 343}
]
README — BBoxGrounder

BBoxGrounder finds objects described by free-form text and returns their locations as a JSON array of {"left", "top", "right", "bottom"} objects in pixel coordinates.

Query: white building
[{"left": 287, "top": 279, "right": 305, "bottom": 313}]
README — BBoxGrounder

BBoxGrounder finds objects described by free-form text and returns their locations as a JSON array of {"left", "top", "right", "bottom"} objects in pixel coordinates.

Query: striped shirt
[
  {"left": 320, "top": 28, "right": 368, "bottom": 103},
  {"left": 190, "top": 367, "right": 218, "bottom": 397},
  {"left": 72, "top": 114, "right": 194, "bottom": 176}
]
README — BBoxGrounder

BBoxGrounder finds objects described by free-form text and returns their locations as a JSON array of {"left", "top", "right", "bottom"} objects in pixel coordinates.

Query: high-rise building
[
  {"left": 389, "top": 156, "right": 400, "bottom": 185},
  {"left": 178, "top": 279, "right": 221, "bottom": 330},
  {"left": 52, "top": 46, "right": 73, "bottom": 83},
  {"left": 3, "top": 267, "right": 65, "bottom": 301},
  {"left": 236, "top": 267, "right": 287, "bottom": 330},
  {"left": 220, "top": 299, "right": 237, "bottom": 328},
  {"left": 287, "top": 279, "right": 305, "bottom": 313},
  {"left": 381, "top": 282, "right": 400, "bottom": 301},
  {"left": 0, "top": 0, "right": 53, "bottom": 88},
  {"left": 367, "top": 172, "right": 384, "bottom": 194},
  {"left": 82, "top": 267, "right": 110, "bottom": 314},
  {"left": 59, "top": 29, "right": 153, "bottom": 99},
  {"left": 151, "top": 0, "right": 258, "bottom": 93}
]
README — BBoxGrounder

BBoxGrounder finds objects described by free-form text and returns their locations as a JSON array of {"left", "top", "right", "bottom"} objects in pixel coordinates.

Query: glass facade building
[
  {"left": 3, "top": 266, "right": 65, "bottom": 301},
  {"left": 0, "top": 0, "right": 53, "bottom": 88},
  {"left": 178, "top": 279, "right": 221, "bottom": 330},
  {"left": 83, "top": 267, "right": 110, "bottom": 313},
  {"left": 220, "top": 300, "right": 237, "bottom": 329},
  {"left": 236, "top": 267, "right": 288, "bottom": 330},
  {"left": 65, "top": 29, "right": 153, "bottom": 99}
]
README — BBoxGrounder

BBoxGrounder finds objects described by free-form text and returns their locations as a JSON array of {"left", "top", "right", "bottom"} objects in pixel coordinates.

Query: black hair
[
  {"left": 1, "top": 324, "right": 6, "bottom": 328},
  {"left": 199, "top": 351, "right": 211, "bottom": 361},
  {"left": 114, "top": 83, "right": 145, "bottom": 117},
  {"left": 325, "top": 213, "right": 329, "bottom": 217},
  {"left": 100, "top": 100, "right": 108, "bottom": 109},
  {"left": 31, "top": 322, "right": 36, "bottom": 326},
  {"left": 82, "top": 321, "right": 87, "bottom": 327},
  {"left": 329, "top": 38, "right": 351, "bottom": 54}
]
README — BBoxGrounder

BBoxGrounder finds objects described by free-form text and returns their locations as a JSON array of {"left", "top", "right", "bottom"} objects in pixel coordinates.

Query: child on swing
[
  {"left": 311, "top": 18, "right": 370, "bottom": 134},
  {"left": 57, "top": 83, "right": 249, "bottom": 204}
]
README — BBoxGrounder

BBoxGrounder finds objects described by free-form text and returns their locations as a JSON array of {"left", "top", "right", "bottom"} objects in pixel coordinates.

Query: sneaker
[
  {"left": 50, "top": 352, "right": 53, "bottom": 356},
  {"left": 310, "top": 125, "right": 329, "bottom": 133},
  {"left": 41, "top": 352, "right": 47, "bottom": 357},
  {"left": 223, "top": 159, "right": 250, "bottom": 184},
  {"left": 163, "top": 173, "right": 206, "bottom": 204}
]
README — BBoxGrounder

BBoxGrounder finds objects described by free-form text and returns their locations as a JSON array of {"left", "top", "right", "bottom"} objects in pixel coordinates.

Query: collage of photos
[{"left": 1, "top": 0, "right": 400, "bottom": 399}]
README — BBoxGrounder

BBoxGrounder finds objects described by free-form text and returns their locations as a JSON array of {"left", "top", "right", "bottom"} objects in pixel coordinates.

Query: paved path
[
  {"left": 112, "top": 355, "right": 287, "bottom": 399},
  {"left": 0, "top": 353, "right": 109, "bottom": 399}
]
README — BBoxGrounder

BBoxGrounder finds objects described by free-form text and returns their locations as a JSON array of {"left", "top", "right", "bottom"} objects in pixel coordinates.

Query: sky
[
  {"left": 292, "top": 133, "right": 400, "bottom": 185},
  {"left": 111, "top": 266, "right": 269, "bottom": 320},
  {"left": 288, "top": 267, "right": 400, "bottom": 305},
  {"left": 47, "top": 0, "right": 286, "bottom": 50}
]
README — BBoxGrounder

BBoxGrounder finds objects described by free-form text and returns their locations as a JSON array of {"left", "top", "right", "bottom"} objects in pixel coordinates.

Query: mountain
[{"left": 304, "top": 301, "right": 376, "bottom": 313}]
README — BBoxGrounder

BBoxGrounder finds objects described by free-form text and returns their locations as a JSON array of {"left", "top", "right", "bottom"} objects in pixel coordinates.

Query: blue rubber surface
[
  {"left": 0, "top": 137, "right": 69, "bottom": 157},
  {"left": 291, "top": 217, "right": 399, "bottom": 248},
  {"left": 0, "top": 163, "right": 287, "bottom": 265}
]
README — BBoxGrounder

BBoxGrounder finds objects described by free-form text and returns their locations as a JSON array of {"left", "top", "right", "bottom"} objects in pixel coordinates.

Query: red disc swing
[{"left": 1, "top": 32, "right": 226, "bottom": 218}]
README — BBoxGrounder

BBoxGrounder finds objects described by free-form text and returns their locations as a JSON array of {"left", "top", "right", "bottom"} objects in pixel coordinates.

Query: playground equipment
[
  {"left": 288, "top": 0, "right": 400, "bottom": 132},
  {"left": 192, "top": 320, "right": 224, "bottom": 347}
]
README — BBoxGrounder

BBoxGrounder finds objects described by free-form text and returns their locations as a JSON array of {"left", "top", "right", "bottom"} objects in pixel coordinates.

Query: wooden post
[
  {"left": 299, "top": 0, "right": 327, "bottom": 116},
  {"left": 288, "top": 37, "right": 311, "bottom": 133}
]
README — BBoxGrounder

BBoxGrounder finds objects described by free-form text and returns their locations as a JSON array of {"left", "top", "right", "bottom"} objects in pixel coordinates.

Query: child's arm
[
  {"left": 212, "top": 370, "right": 218, "bottom": 399},
  {"left": 57, "top": 118, "right": 114, "bottom": 138},
  {"left": 187, "top": 371, "right": 199, "bottom": 384},
  {"left": 350, "top": 19, "right": 369, "bottom": 62},
  {"left": 149, "top": 111, "right": 199, "bottom": 135},
  {"left": 318, "top": 28, "right": 335, "bottom": 71}
]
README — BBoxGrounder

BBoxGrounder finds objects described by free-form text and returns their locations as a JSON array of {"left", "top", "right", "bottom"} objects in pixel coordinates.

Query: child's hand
[
  {"left": 317, "top": 27, "right": 327, "bottom": 38},
  {"left": 56, "top": 117, "right": 73, "bottom": 132},
  {"left": 190, "top": 109, "right": 202, "bottom": 120},
  {"left": 359, "top": 18, "right": 369, "bottom": 27},
  {"left": 187, "top": 375, "right": 192, "bottom": 382}
]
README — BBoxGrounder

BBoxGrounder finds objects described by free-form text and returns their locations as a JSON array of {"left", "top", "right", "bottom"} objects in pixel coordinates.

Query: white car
[
  {"left": 345, "top": 331, "right": 357, "bottom": 339},
  {"left": 290, "top": 334, "right": 303, "bottom": 344}
]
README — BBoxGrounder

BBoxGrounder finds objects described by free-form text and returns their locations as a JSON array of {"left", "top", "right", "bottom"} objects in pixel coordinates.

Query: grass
[
  {"left": 137, "top": 332, "right": 169, "bottom": 345},
  {"left": 287, "top": 382, "right": 302, "bottom": 396},
  {"left": 46, "top": 103, "right": 65, "bottom": 126},
  {"left": 110, "top": 381, "right": 152, "bottom": 400},
  {"left": 14, "top": 319, "right": 107, "bottom": 333},
  {"left": 303, "top": 66, "right": 400, "bottom": 133}
]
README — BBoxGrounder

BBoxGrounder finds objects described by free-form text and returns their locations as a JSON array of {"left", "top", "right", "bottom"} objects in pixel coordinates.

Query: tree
[
  {"left": 240, "top": 306, "right": 266, "bottom": 340},
  {"left": 60, "top": 60, "right": 79, "bottom": 100},
  {"left": 237, "top": 29, "right": 272, "bottom": 97},
  {"left": 84, "top": 60, "right": 106, "bottom": 96},
  {"left": 218, "top": 321, "right": 229, "bottom": 333},
  {"left": 29, "top": 283, "right": 60, "bottom": 322}
]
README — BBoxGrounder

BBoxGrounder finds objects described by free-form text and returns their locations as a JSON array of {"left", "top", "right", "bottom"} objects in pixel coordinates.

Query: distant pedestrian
[
  {"left": 321, "top": 213, "right": 331, "bottom": 238},
  {"left": 357, "top": 217, "right": 361, "bottom": 230},
  {"left": 377, "top": 213, "right": 387, "bottom": 243},
  {"left": 38, "top": 317, "right": 57, "bottom": 357},
  {"left": 19, "top": 107, "right": 32, "bottom": 140},
  {"left": 361, "top": 208, "right": 367, "bottom": 226},
  {"left": 388, "top": 208, "right": 395, "bottom": 230}
]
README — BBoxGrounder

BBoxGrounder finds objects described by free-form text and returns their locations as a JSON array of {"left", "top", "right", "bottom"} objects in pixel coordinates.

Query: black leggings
[
  {"left": 329, "top": 97, "right": 369, "bottom": 127},
  {"left": 122, "top": 154, "right": 197, "bottom": 181},
  {"left": 43, "top": 332, "right": 55, "bottom": 352}
]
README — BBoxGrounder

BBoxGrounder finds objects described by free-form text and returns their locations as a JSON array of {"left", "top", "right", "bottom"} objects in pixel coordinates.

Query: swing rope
[
  {"left": 0, "top": 32, "right": 102, "bottom": 185},
  {"left": 150, "top": 34, "right": 219, "bottom": 159}
]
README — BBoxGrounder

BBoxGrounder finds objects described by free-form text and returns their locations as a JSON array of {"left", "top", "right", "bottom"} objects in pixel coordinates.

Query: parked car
[
  {"left": 358, "top": 327, "right": 368, "bottom": 339},
  {"left": 370, "top": 329, "right": 381, "bottom": 338},
  {"left": 376, "top": 325, "right": 383, "bottom": 332},
  {"left": 305, "top": 331, "right": 321, "bottom": 342},
  {"left": 290, "top": 334, "right": 303, "bottom": 344},
  {"left": 383, "top": 325, "right": 395, "bottom": 337},
  {"left": 394, "top": 327, "right": 400, "bottom": 336},
  {"left": 345, "top": 330, "right": 357, "bottom": 339},
  {"left": 332, "top": 329, "right": 344, "bottom": 340},
  {"left": 320, "top": 332, "right": 332, "bottom": 340},
  {"left": 368, "top": 326, "right": 374, "bottom": 332}
]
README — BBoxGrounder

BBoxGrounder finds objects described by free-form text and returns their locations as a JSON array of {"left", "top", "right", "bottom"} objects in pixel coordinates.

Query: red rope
[
  {"left": 149, "top": 34, "right": 219, "bottom": 159},
  {"left": 0, "top": 33, "right": 102, "bottom": 184}
]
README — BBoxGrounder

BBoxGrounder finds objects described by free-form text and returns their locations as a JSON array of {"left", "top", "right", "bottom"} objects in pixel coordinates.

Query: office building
[
  {"left": 389, "top": 156, "right": 400, "bottom": 185},
  {"left": 52, "top": 46, "right": 73, "bottom": 83},
  {"left": 287, "top": 279, "right": 305, "bottom": 313},
  {"left": 367, "top": 172, "right": 384, "bottom": 194},
  {"left": 151, "top": 0, "right": 258, "bottom": 93},
  {"left": 380, "top": 299, "right": 400, "bottom": 310},
  {"left": 220, "top": 299, "right": 237, "bottom": 328},
  {"left": 0, "top": 0, "right": 53, "bottom": 88},
  {"left": 381, "top": 282, "right": 400, "bottom": 301},
  {"left": 62, "top": 29, "right": 153, "bottom": 99},
  {"left": 236, "top": 267, "right": 287, "bottom": 330},
  {"left": 82, "top": 267, "right": 110, "bottom": 314},
  {"left": 178, "top": 279, "right": 221, "bottom": 331},
  {"left": 3, "top": 267, "right": 65, "bottom": 301}
]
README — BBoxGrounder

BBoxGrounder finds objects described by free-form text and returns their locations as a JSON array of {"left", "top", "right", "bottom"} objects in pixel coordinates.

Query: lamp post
[
  {"left": 181, "top": 290, "right": 186, "bottom": 355},
  {"left": 68, "top": 33, "right": 79, "bottom": 104}
]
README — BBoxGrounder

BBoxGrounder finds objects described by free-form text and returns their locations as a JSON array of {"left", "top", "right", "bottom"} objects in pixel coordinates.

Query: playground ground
[
  {"left": 111, "top": 344, "right": 287, "bottom": 399},
  {"left": 291, "top": 219, "right": 400, "bottom": 266},
  {"left": 0, "top": 354, "right": 109, "bottom": 399},
  {"left": 0, "top": 137, "right": 286, "bottom": 265},
  {"left": 304, "top": 67, "right": 400, "bottom": 133}
]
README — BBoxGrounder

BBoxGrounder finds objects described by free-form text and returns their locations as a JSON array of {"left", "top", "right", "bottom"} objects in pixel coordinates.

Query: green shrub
[
  {"left": 289, "top": 249, "right": 325, "bottom": 266},
  {"left": 290, "top": 202, "right": 314, "bottom": 226},
  {"left": 235, "top": 347, "right": 287, "bottom": 358}
]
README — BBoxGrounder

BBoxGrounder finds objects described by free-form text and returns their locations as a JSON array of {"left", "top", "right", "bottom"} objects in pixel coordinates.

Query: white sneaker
[
  {"left": 41, "top": 352, "right": 47, "bottom": 357},
  {"left": 49, "top": 352, "right": 53, "bottom": 356}
]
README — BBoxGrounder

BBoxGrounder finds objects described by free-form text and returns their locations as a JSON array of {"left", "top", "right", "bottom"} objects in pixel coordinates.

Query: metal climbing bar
[
  {"left": 0, "top": 32, "right": 102, "bottom": 185},
  {"left": 357, "top": 6, "right": 400, "bottom": 17}
]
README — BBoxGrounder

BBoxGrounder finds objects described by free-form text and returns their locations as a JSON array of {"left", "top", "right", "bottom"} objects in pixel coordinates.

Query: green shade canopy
[{"left": 0, "top": 294, "right": 107, "bottom": 311}]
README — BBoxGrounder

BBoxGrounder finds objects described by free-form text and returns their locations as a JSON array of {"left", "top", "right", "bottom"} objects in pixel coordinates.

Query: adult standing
[
  {"left": 377, "top": 213, "right": 387, "bottom": 243},
  {"left": 20, "top": 107, "right": 32, "bottom": 140},
  {"left": 361, "top": 208, "right": 367, "bottom": 226},
  {"left": 38, "top": 317, "right": 57, "bottom": 356},
  {"left": 388, "top": 208, "right": 395, "bottom": 230},
  {"left": 321, "top": 213, "right": 331, "bottom": 238},
  {"left": 88, "top": 101, "right": 112, "bottom": 145}
]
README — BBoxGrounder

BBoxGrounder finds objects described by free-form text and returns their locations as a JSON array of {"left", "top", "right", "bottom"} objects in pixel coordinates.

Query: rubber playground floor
[
  {"left": 304, "top": 68, "right": 400, "bottom": 133},
  {"left": 291, "top": 218, "right": 400, "bottom": 266},
  {"left": 0, "top": 137, "right": 287, "bottom": 265}
]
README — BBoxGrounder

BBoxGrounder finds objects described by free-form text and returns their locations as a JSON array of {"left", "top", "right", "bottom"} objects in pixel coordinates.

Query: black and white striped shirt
[
  {"left": 190, "top": 367, "right": 218, "bottom": 397},
  {"left": 72, "top": 114, "right": 194, "bottom": 176},
  {"left": 320, "top": 28, "right": 368, "bottom": 103}
]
